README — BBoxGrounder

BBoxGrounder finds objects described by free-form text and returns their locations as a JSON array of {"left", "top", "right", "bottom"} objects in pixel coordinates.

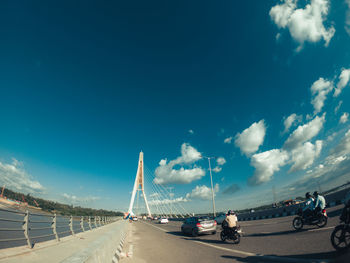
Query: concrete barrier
[{"left": 61, "top": 220, "right": 128, "bottom": 263}]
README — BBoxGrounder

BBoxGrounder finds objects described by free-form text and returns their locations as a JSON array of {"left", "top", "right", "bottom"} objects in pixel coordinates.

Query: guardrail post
[
  {"left": 70, "top": 215, "right": 75, "bottom": 236},
  {"left": 88, "top": 216, "right": 92, "bottom": 230},
  {"left": 94, "top": 216, "right": 97, "bottom": 228},
  {"left": 98, "top": 216, "right": 101, "bottom": 226},
  {"left": 23, "top": 210, "right": 32, "bottom": 249},
  {"left": 52, "top": 213, "right": 60, "bottom": 242},
  {"left": 80, "top": 216, "right": 85, "bottom": 232}
]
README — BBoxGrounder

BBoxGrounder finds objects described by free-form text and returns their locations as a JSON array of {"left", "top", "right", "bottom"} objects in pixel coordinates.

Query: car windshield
[{"left": 198, "top": 216, "right": 211, "bottom": 222}]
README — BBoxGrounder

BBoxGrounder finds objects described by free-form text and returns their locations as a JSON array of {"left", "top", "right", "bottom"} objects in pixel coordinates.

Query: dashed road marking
[{"left": 308, "top": 226, "right": 334, "bottom": 232}]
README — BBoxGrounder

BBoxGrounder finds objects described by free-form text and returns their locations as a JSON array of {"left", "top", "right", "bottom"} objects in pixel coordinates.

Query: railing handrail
[{"left": 0, "top": 209, "right": 120, "bottom": 249}]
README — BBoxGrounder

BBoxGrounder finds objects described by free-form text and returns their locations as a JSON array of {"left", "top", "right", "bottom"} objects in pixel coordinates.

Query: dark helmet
[
  {"left": 305, "top": 192, "right": 311, "bottom": 198},
  {"left": 227, "top": 210, "right": 235, "bottom": 215},
  {"left": 313, "top": 191, "right": 319, "bottom": 196}
]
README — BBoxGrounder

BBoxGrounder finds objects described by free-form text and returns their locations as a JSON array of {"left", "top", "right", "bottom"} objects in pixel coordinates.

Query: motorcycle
[
  {"left": 330, "top": 204, "right": 350, "bottom": 252},
  {"left": 220, "top": 225, "right": 241, "bottom": 244},
  {"left": 292, "top": 208, "right": 327, "bottom": 230}
]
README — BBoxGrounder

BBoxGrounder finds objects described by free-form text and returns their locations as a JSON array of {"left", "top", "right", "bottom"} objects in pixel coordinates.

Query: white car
[
  {"left": 159, "top": 217, "right": 169, "bottom": 224},
  {"left": 132, "top": 217, "right": 138, "bottom": 221}
]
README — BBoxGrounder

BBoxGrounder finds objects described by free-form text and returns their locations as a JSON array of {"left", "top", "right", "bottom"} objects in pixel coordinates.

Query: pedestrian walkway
[{"left": 0, "top": 220, "right": 127, "bottom": 263}]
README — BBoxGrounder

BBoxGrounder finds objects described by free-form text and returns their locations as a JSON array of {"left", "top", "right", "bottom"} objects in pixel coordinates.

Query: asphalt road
[{"left": 123, "top": 206, "right": 350, "bottom": 263}]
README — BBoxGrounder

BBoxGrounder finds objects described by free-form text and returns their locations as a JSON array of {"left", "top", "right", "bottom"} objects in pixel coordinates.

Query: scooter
[{"left": 293, "top": 208, "right": 327, "bottom": 230}]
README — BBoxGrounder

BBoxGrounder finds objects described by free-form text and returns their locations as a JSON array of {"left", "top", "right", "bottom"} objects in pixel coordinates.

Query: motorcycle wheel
[
  {"left": 316, "top": 216, "right": 327, "bottom": 228},
  {"left": 293, "top": 217, "right": 303, "bottom": 230},
  {"left": 234, "top": 233, "right": 241, "bottom": 244},
  {"left": 331, "top": 225, "right": 350, "bottom": 252},
  {"left": 220, "top": 231, "right": 226, "bottom": 242}
]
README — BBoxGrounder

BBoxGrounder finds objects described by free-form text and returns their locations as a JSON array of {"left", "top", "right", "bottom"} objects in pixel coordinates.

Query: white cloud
[
  {"left": 216, "top": 157, "right": 226, "bottom": 165},
  {"left": 154, "top": 143, "right": 205, "bottom": 184},
  {"left": 335, "top": 100, "right": 343, "bottom": 113},
  {"left": 270, "top": 0, "right": 335, "bottom": 50},
  {"left": 334, "top": 68, "right": 350, "bottom": 97},
  {"left": 289, "top": 140, "right": 323, "bottom": 172},
  {"left": 234, "top": 120, "right": 266, "bottom": 156},
  {"left": 329, "top": 129, "right": 350, "bottom": 158},
  {"left": 340, "top": 112, "right": 349, "bottom": 124},
  {"left": 284, "top": 114, "right": 326, "bottom": 150},
  {"left": 186, "top": 184, "right": 219, "bottom": 200},
  {"left": 249, "top": 149, "right": 289, "bottom": 185},
  {"left": 188, "top": 129, "right": 194, "bottom": 134},
  {"left": 283, "top": 113, "right": 302, "bottom": 133},
  {"left": 311, "top": 78, "right": 333, "bottom": 114},
  {"left": 224, "top": 136, "right": 233, "bottom": 144},
  {"left": 212, "top": 166, "right": 222, "bottom": 173},
  {"left": 345, "top": 0, "right": 350, "bottom": 35},
  {"left": 0, "top": 158, "right": 44, "bottom": 194},
  {"left": 62, "top": 193, "right": 100, "bottom": 204}
]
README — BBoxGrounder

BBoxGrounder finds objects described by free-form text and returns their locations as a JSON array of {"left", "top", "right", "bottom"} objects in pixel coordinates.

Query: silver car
[{"left": 181, "top": 216, "right": 217, "bottom": 236}]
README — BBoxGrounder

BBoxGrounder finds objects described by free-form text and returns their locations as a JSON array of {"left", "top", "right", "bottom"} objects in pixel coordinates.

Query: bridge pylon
[{"left": 128, "top": 152, "right": 152, "bottom": 218}]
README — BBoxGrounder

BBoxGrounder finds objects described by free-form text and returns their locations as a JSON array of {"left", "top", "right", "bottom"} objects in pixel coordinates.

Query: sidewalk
[{"left": 0, "top": 220, "right": 127, "bottom": 263}]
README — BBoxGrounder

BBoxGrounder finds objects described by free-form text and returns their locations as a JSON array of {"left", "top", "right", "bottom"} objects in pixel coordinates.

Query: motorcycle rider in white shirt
[{"left": 302, "top": 192, "right": 314, "bottom": 219}]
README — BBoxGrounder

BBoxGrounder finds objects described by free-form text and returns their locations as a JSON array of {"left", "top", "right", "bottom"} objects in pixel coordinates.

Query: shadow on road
[
  {"left": 166, "top": 231, "right": 187, "bottom": 237},
  {"left": 327, "top": 208, "right": 343, "bottom": 218},
  {"left": 245, "top": 229, "right": 308, "bottom": 237}
]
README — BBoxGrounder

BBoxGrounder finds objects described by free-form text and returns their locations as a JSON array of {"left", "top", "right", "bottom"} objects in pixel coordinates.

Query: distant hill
[{"left": 1, "top": 188, "right": 123, "bottom": 217}]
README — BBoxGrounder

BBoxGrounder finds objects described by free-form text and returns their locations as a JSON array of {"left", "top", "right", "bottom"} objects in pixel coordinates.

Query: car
[
  {"left": 132, "top": 216, "right": 138, "bottom": 221},
  {"left": 181, "top": 216, "right": 217, "bottom": 236},
  {"left": 153, "top": 216, "right": 158, "bottom": 220},
  {"left": 214, "top": 214, "right": 226, "bottom": 224},
  {"left": 159, "top": 217, "right": 169, "bottom": 224}
]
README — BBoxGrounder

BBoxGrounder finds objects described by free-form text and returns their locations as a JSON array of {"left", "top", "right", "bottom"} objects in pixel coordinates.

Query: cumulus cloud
[
  {"left": 335, "top": 101, "right": 343, "bottom": 113},
  {"left": 334, "top": 68, "right": 350, "bottom": 97},
  {"left": 249, "top": 149, "right": 289, "bottom": 185},
  {"left": 186, "top": 184, "right": 219, "bottom": 200},
  {"left": 235, "top": 120, "right": 266, "bottom": 156},
  {"left": 329, "top": 129, "right": 350, "bottom": 159},
  {"left": 62, "top": 193, "right": 100, "bottom": 204},
  {"left": 216, "top": 157, "right": 226, "bottom": 166},
  {"left": 340, "top": 112, "right": 349, "bottom": 124},
  {"left": 154, "top": 143, "right": 205, "bottom": 184},
  {"left": 224, "top": 136, "right": 233, "bottom": 144},
  {"left": 222, "top": 184, "right": 240, "bottom": 195},
  {"left": 212, "top": 166, "right": 222, "bottom": 173},
  {"left": 270, "top": 0, "right": 335, "bottom": 50},
  {"left": 311, "top": 78, "right": 333, "bottom": 114},
  {"left": 0, "top": 158, "right": 44, "bottom": 194},
  {"left": 284, "top": 114, "right": 325, "bottom": 150},
  {"left": 289, "top": 140, "right": 323, "bottom": 172},
  {"left": 283, "top": 113, "right": 302, "bottom": 133}
]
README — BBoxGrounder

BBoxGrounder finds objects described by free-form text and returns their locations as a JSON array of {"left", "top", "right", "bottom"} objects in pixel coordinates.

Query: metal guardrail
[{"left": 0, "top": 207, "right": 119, "bottom": 249}]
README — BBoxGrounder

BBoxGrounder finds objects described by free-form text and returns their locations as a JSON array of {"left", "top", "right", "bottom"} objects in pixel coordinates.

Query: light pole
[{"left": 201, "top": 155, "right": 216, "bottom": 218}]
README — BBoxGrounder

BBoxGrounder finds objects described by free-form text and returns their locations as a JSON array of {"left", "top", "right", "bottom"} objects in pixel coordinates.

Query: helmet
[
  {"left": 305, "top": 192, "right": 311, "bottom": 198},
  {"left": 313, "top": 191, "right": 319, "bottom": 196},
  {"left": 227, "top": 210, "right": 235, "bottom": 215}
]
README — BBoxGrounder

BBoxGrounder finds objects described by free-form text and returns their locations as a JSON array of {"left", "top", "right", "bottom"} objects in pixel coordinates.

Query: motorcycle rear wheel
[
  {"left": 234, "top": 233, "right": 241, "bottom": 244},
  {"left": 316, "top": 216, "right": 327, "bottom": 228},
  {"left": 220, "top": 231, "right": 226, "bottom": 241},
  {"left": 331, "top": 225, "right": 350, "bottom": 252},
  {"left": 293, "top": 217, "right": 303, "bottom": 230}
]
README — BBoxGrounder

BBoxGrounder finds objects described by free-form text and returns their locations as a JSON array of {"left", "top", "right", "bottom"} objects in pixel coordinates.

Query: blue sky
[{"left": 1, "top": 0, "right": 350, "bottom": 213}]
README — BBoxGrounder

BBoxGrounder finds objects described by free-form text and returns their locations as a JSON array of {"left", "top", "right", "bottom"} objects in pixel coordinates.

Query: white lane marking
[
  {"left": 192, "top": 241, "right": 329, "bottom": 263},
  {"left": 308, "top": 226, "right": 334, "bottom": 232}
]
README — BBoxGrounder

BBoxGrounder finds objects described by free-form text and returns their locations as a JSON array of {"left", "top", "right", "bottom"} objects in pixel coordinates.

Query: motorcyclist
[
  {"left": 340, "top": 190, "right": 350, "bottom": 224},
  {"left": 313, "top": 191, "right": 326, "bottom": 217},
  {"left": 302, "top": 192, "right": 314, "bottom": 219},
  {"left": 223, "top": 210, "right": 237, "bottom": 231}
]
